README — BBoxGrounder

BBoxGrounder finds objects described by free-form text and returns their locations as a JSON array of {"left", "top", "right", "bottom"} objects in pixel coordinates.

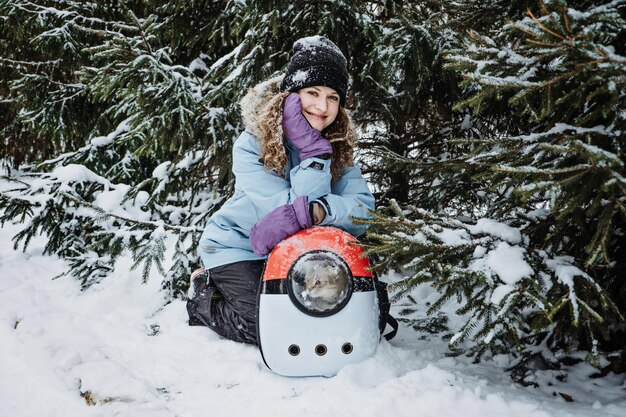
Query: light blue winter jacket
[{"left": 198, "top": 79, "right": 375, "bottom": 270}]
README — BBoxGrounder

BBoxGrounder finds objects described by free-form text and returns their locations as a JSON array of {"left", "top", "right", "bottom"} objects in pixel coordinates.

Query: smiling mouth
[{"left": 306, "top": 112, "right": 326, "bottom": 120}]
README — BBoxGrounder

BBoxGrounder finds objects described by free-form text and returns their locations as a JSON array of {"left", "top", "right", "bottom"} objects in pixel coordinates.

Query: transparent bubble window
[{"left": 287, "top": 251, "right": 353, "bottom": 317}]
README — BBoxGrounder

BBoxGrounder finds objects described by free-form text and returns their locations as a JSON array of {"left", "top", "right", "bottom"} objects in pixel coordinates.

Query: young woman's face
[{"left": 297, "top": 86, "right": 340, "bottom": 131}]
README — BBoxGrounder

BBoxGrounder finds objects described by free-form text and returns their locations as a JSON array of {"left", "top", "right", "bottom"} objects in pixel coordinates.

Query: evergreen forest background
[{"left": 1, "top": 0, "right": 624, "bottom": 382}]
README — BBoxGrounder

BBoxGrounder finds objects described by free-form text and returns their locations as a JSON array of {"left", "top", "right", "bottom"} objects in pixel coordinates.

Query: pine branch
[{"left": 527, "top": 7, "right": 565, "bottom": 41}]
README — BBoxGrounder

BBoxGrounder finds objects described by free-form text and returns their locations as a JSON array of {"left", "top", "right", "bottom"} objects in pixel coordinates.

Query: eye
[
  {"left": 307, "top": 90, "right": 319, "bottom": 97},
  {"left": 329, "top": 96, "right": 339, "bottom": 102}
]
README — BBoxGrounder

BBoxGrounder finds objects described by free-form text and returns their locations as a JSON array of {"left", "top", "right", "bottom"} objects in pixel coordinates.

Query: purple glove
[
  {"left": 282, "top": 93, "right": 333, "bottom": 160},
  {"left": 249, "top": 195, "right": 312, "bottom": 256}
]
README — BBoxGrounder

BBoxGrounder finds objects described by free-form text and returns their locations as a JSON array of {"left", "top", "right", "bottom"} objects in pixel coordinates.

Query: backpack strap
[
  {"left": 374, "top": 276, "right": 399, "bottom": 341},
  {"left": 383, "top": 315, "right": 399, "bottom": 341}
]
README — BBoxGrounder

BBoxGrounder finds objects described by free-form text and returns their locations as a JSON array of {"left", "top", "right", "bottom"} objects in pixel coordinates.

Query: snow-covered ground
[{"left": 1, "top": 220, "right": 625, "bottom": 417}]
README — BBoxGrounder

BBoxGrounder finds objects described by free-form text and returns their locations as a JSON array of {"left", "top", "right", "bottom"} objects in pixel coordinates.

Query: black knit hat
[{"left": 280, "top": 36, "right": 349, "bottom": 106}]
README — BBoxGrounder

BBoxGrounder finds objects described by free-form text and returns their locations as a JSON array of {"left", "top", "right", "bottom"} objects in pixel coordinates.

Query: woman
[{"left": 187, "top": 36, "right": 375, "bottom": 345}]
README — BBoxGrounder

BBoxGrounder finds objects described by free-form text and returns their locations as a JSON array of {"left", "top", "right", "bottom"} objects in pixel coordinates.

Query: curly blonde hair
[{"left": 256, "top": 92, "right": 356, "bottom": 182}]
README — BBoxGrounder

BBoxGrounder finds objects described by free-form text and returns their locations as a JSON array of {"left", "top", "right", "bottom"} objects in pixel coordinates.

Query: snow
[
  {"left": 486, "top": 242, "right": 533, "bottom": 284},
  {"left": 473, "top": 245, "right": 488, "bottom": 259},
  {"left": 460, "top": 113, "right": 471, "bottom": 130},
  {"left": 189, "top": 57, "right": 208, "bottom": 73},
  {"left": 175, "top": 151, "right": 204, "bottom": 170},
  {"left": 290, "top": 69, "right": 311, "bottom": 83},
  {"left": 51, "top": 164, "right": 111, "bottom": 187},
  {"left": 152, "top": 161, "right": 172, "bottom": 180},
  {"left": 1, "top": 221, "right": 625, "bottom": 417},
  {"left": 472, "top": 242, "right": 534, "bottom": 285},
  {"left": 526, "top": 208, "right": 550, "bottom": 221},
  {"left": 543, "top": 256, "right": 593, "bottom": 323},
  {"left": 209, "top": 42, "right": 244, "bottom": 72},
  {"left": 545, "top": 256, "right": 591, "bottom": 289},
  {"left": 436, "top": 227, "right": 469, "bottom": 246},
  {"left": 90, "top": 119, "right": 131, "bottom": 147},
  {"left": 477, "top": 75, "right": 540, "bottom": 87},
  {"left": 491, "top": 284, "right": 516, "bottom": 305},
  {"left": 517, "top": 123, "right": 616, "bottom": 142},
  {"left": 468, "top": 218, "right": 522, "bottom": 244},
  {"left": 578, "top": 142, "right": 622, "bottom": 165},
  {"left": 92, "top": 183, "right": 128, "bottom": 209},
  {"left": 293, "top": 36, "right": 346, "bottom": 63},
  {"left": 89, "top": 184, "right": 151, "bottom": 222},
  {"left": 568, "top": 0, "right": 624, "bottom": 19}
]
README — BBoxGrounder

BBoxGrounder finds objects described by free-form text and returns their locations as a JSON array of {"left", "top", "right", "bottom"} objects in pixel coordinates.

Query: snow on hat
[{"left": 280, "top": 36, "right": 349, "bottom": 106}]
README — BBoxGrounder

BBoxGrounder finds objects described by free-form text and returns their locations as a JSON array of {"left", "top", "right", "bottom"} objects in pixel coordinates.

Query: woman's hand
[
  {"left": 249, "top": 195, "right": 312, "bottom": 256},
  {"left": 310, "top": 201, "right": 326, "bottom": 225},
  {"left": 282, "top": 93, "right": 332, "bottom": 160}
]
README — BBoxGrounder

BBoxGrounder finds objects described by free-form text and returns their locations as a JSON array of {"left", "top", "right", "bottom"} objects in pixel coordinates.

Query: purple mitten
[
  {"left": 282, "top": 93, "right": 333, "bottom": 160},
  {"left": 250, "top": 195, "right": 312, "bottom": 256}
]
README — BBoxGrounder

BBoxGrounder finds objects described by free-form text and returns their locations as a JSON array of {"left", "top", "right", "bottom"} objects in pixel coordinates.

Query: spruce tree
[
  {"left": 351, "top": 1, "right": 464, "bottom": 206},
  {"left": 5, "top": 0, "right": 624, "bottom": 378},
  {"left": 359, "top": 0, "right": 626, "bottom": 377},
  {"left": 1, "top": 0, "right": 228, "bottom": 296},
  {"left": 452, "top": 0, "right": 626, "bottom": 367},
  {"left": 0, "top": 1, "right": 374, "bottom": 298}
]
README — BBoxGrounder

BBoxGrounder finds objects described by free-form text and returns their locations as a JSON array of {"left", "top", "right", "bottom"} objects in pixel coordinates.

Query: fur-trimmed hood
[
  {"left": 238, "top": 75, "right": 357, "bottom": 182},
  {"left": 239, "top": 75, "right": 285, "bottom": 137}
]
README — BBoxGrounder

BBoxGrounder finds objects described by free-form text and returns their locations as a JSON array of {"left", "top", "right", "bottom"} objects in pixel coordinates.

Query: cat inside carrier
[{"left": 257, "top": 226, "right": 397, "bottom": 377}]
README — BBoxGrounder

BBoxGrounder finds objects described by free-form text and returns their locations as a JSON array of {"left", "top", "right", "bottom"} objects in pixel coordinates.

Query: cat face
[
  {"left": 290, "top": 253, "right": 352, "bottom": 313},
  {"left": 303, "top": 263, "right": 346, "bottom": 303}
]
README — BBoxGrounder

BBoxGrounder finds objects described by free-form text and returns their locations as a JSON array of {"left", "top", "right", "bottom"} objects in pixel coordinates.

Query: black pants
[{"left": 186, "top": 260, "right": 265, "bottom": 345}]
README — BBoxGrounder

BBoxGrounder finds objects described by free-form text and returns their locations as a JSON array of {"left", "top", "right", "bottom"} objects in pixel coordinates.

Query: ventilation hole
[
  {"left": 341, "top": 343, "right": 353, "bottom": 354},
  {"left": 288, "top": 344, "right": 300, "bottom": 356},
  {"left": 315, "top": 344, "right": 327, "bottom": 356}
]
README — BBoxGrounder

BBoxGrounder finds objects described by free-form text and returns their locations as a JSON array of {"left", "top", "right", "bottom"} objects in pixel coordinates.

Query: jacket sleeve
[
  {"left": 232, "top": 131, "right": 331, "bottom": 220},
  {"left": 313, "top": 164, "right": 375, "bottom": 237}
]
